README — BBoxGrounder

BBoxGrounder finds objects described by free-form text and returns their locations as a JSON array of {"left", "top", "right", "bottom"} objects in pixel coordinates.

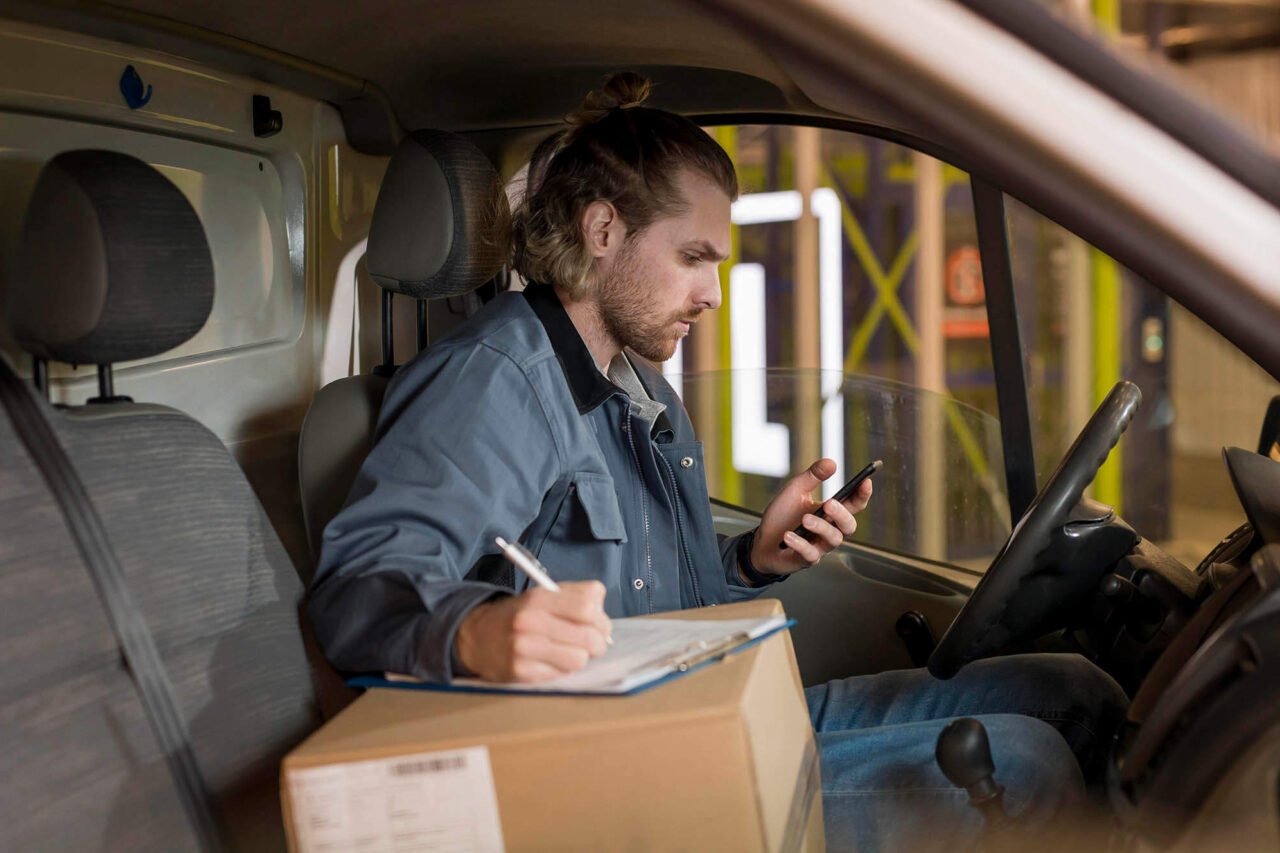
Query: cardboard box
[{"left": 282, "top": 599, "right": 823, "bottom": 852}]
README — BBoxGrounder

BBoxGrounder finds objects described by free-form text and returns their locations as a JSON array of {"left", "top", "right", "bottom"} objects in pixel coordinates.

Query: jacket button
[
  {"left": 632, "top": 578, "right": 645, "bottom": 590},
  {"left": 680, "top": 456, "right": 694, "bottom": 469}
]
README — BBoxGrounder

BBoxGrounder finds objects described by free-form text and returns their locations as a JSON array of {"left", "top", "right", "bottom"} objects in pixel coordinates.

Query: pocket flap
[{"left": 574, "top": 474, "right": 628, "bottom": 542}]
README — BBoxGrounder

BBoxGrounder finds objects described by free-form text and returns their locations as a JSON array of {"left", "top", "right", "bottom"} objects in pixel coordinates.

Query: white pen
[
  {"left": 494, "top": 536, "right": 612, "bottom": 644},
  {"left": 494, "top": 536, "right": 561, "bottom": 592}
]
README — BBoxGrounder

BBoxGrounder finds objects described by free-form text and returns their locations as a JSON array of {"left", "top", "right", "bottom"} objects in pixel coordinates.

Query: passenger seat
[
  {"left": 0, "top": 150, "right": 322, "bottom": 851},
  {"left": 298, "top": 129, "right": 508, "bottom": 571}
]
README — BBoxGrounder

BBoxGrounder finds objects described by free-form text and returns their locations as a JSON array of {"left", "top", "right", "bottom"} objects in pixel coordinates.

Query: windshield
[{"left": 673, "top": 369, "right": 1010, "bottom": 569}]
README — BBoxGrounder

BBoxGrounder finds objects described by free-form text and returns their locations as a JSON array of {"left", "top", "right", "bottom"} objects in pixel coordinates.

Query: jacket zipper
[
  {"left": 621, "top": 415, "right": 654, "bottom": 611},
  {"left": 657, "top": 451, "right": 706, "bottom": 609}
]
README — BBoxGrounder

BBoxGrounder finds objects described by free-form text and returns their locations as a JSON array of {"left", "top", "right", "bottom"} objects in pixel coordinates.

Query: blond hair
[{"left": 512, "top": 72, "right": 738, "bottom": 298}]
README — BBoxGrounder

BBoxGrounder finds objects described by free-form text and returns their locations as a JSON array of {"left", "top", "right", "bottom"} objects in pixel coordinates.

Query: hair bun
[
  {"left": 566, "top": 72, "right": 652, "bottom": 128},
  {"left": 601, "top": 71, "right": 650, "bottom": 109}
]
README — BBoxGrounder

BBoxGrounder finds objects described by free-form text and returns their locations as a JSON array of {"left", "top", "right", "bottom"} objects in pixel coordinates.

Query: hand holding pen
[{"left": 453, "top": 536, "right": 613, "bottom": 684}]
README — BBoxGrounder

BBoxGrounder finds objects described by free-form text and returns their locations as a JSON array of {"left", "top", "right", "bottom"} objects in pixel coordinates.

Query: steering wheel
[{"left": 928, "top": 381, "right": 1143, "bottom": 679}]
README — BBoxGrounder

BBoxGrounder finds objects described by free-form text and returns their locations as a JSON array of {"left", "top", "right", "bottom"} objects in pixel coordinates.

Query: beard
[{"left": 595, "top": 239, "right": 698, "bottom": 363}]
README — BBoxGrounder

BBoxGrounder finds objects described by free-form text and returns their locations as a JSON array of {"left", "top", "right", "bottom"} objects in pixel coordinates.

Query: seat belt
[{"left": 0, "top": 359, "right": 226, "bottom": 852}]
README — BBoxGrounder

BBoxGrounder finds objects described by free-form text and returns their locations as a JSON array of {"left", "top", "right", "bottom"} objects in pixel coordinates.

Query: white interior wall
[{"left": 0, "top": 17, "right": 386, "bottom": 446}]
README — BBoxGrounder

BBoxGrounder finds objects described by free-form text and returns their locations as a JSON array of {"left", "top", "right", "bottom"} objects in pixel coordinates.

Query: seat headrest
[
  {"left": 8, "top": 150, "right": 213, "bottom": 365},
  {"left": 366, "top": 129, "right": 509, "bottom": 300}
]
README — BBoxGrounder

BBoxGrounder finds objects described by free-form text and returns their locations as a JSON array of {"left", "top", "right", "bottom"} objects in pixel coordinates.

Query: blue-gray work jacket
[{"left": 309, "top": 284, "right": 764, "bottom": 682}]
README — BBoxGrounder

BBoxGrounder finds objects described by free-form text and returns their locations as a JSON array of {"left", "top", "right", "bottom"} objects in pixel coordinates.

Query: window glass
[
  {"left": 680, "top": 370, "right": 1009, "bottom": 568},
  {"left": 681, "top": 126, "right": 996, "bottom": 406},
  {"left": 1005, "top": 195, "right": 1280, "bottom": 566},
  {"left": 673, "top": 126, "right": 1009, "bottom": 567}
]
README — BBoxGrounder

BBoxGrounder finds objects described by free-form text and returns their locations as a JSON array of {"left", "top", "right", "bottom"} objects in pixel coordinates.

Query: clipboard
[{"left": 350, "top": 614, "right": 795, "bottom": 697}]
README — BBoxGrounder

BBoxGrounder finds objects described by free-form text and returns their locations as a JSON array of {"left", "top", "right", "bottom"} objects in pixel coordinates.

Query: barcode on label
[{"left": 391, "top": 755, "right": 467, "bottom": 776}]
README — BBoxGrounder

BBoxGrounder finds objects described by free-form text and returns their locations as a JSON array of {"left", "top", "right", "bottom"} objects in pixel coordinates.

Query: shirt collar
[
  {"left": 608, "top": 351, "right": 668, "bottom": 430},
  {"left": 523, "top": 283, "right": 618, "bottom": 414}
]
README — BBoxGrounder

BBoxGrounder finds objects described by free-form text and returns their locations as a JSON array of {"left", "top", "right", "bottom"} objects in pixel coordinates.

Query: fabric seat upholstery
[
  {"left": 0, "top": 150, "right": 322, "bottom": 851},
  {"left": 298, "top": 373, "right": 388, "bottom": 574},
  {"left": 298, "top": 129, "right": 508, "bottom": 570}
]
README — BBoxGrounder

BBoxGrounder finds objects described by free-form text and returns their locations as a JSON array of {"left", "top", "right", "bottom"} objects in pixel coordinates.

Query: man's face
[{"left": 594, "top": 169, "right": 732, "bottom": 363}]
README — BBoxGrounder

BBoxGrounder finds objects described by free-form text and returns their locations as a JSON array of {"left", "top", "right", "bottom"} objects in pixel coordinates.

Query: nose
[{"left": 696, "top": 265, "right": 722, "bottom": 311}]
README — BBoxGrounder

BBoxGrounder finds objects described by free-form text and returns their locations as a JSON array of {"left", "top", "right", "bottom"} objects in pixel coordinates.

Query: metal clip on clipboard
[{"left": 652, "top": 631, "right": 755, "bottom": 673}]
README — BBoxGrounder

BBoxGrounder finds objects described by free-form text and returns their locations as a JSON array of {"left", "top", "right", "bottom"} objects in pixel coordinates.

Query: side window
[
  {"left": 678, "top": 125, "right": 1009, "bottom": 567},
  {"left": 1005, "top": 197, "right": 1280, "bottom": 565}
]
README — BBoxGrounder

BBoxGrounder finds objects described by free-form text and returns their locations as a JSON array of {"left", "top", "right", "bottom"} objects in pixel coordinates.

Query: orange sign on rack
[
  {"left": 945, "top": 246, "right": 984, "bottom": 306},
  {"left": 943, "top": 246, "right": 988, "bottom": 338}
]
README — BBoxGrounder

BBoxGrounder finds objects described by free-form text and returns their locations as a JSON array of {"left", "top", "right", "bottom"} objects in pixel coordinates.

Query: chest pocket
[{"left": 571, "top": 473, "right": 628, "bottom": 542}]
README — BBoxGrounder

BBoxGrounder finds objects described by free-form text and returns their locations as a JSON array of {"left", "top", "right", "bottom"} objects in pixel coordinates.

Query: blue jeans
[{"left": 806, "top": 653, "right": 1127, "bottom": 852}]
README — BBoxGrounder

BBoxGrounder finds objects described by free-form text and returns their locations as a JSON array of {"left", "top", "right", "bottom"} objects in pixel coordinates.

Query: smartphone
[{"left": 780, "top": 459, "right": 883, "bottom": 549}]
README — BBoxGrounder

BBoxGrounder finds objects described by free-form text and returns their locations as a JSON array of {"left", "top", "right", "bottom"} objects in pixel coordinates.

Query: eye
[{"left": 682, "top": 253, "right": 701, "bottom": 266}]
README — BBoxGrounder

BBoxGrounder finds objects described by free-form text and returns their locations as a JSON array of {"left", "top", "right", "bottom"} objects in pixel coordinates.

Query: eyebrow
[{"left": 683, "top": 240, "right": 730, "bottom": 263}]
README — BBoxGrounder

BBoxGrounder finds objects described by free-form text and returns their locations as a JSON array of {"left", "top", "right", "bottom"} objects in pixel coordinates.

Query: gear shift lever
[{"left": 936, "top": 717, "right": 1008, "bottom": 827}]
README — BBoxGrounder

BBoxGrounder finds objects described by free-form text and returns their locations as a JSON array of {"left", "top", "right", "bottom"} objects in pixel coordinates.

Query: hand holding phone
[{"left": 780, "top": 459, "right": 882, "bottom": 549}]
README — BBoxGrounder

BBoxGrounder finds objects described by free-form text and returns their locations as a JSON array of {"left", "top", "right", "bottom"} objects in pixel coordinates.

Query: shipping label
[{"left": 287, "top": 746, "right": 505, "bottom": 852}]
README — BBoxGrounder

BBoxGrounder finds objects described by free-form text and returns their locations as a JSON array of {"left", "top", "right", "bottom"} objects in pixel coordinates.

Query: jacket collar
[{"left": 523, "top": 283, "right": 618, "bottom": 414}]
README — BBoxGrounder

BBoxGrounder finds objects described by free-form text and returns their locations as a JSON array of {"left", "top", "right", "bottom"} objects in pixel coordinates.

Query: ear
[{"left": 581, "top": 200, "right": 625, "bottom": 259}]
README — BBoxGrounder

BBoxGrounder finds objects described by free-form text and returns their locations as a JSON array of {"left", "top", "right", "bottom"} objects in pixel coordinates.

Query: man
[{"left": 311, "top": 73, "right": 1125, "bottom": 851}]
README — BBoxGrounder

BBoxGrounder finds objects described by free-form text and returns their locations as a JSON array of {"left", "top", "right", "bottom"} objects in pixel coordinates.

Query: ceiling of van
[{"left": 7, "top": 0, "right": 896, "bottom": 143}]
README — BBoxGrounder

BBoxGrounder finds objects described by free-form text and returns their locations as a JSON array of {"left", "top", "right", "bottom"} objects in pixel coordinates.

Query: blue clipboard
[{"left": 348, "top": 618, "right": 796, "bottom": 698}]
